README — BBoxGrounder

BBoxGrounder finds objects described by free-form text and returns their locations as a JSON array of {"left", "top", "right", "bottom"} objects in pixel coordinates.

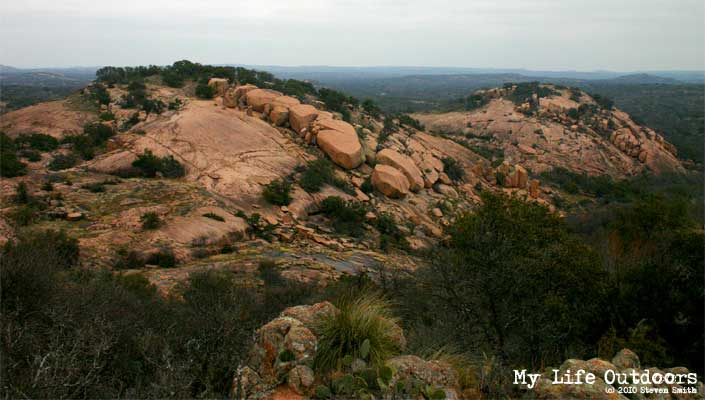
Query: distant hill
[{"left": 603, "top": 73, "right": 681, "bottom": 84}]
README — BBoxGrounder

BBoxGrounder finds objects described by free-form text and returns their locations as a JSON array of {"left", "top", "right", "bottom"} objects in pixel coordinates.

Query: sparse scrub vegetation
[
  {"left": 441, "top": 156, "right": 464, "bottom": 182},
  {"left": 319, "top": 196, "right": 367, "bottom": 236},
  {"left": 299, "top": 159, "right": 354, "bottom": 194},
  {"left": 140, "top": 212, "right": 161, "bottom": 230},
  {"left": 131, "top": 150, "right": 186, "bottom": 178},
  {"left": 202, "top": 212, "right": 225, "bottom": 222},
  {"left": 262, "top": 178, "right": 292, "bottom": 206}
]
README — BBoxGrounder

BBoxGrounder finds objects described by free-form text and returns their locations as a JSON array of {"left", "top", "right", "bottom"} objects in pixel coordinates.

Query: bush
[
  {"left": 145, "top": 248, "right": 176, "bottom": 268},
  {"left": 360, "top": 176, "right": 374, "bottom": 194},
  {"left": 62, "top": 134, "right": 95, "bottom": 160},
  {"left": 262, "top": 178, "right": 292, "bottom": 206},
  {"left": 314, "top": 294, "right": 402, "bottom": 372},
  {"left": 131, "top": 150, "right": 185, "bottom": 178},
  {"left": 417, "top": 192, "right": 608, "bottom": 369},
  {"left": 19, "top": 149, "right": 41, "bottom": 161},
  {"left": 202, "top": 212, "right": 225, "bottom": 222},
  {"left": 48, "top": 153, "right": 78, "bottom": 171},
  {"left": 81, "top": 182, "right": 105, "bottom": 193},
  {"left": 441, "top": 157, "right": 465, "bottom": 182},
  {"left": 159, "top": 155, "right": 186, "bottom": 178},
  {"left": 15, "top": 133, "right": 59, "bottom": 151},
  {"left": 0, "top": 151, "right": 27, "bottom": 177},
  {"left": 140, "top": 212, "right": 161, "bottom": 230},
  {"left": 299, "top": 159, "right": 354, "bottom": 194},
  {"left": 99, "top": 111, "right": 115, "bottom": 121},
  {"left": 132, "top": 150, "right": 162, "bottom": 177},
  {"left": 195, "top": 83, "right": 214, "bottom": 99},
  {"left": 113, "top": 248, "right": 146, "bottom": 270},
  {"left": 13, "top": 182, "right": 31, "bottom": 204},
  {"left": 320, "top": 196, "right": 367, "bottom": 236}
]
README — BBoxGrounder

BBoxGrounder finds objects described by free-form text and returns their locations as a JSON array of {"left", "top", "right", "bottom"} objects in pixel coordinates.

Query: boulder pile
[
  {"left": 221, "top": 83, "right": 364, "bottom": 170},
  {"left": 232, "top": 302, "right": 459, "bottom": 399}
]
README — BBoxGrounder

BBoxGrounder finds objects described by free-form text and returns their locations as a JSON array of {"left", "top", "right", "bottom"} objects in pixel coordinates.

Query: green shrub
[
  {"left": 202, "top": 212, "right": 225, "bottom": 222},
  {"left": 262, "top": 178, "right": 292, "bottom": 206},
  {"left": 62, "top": 135, "right": 95, "bottom": 160},
  {"left": 132, "top": 150, "right": 161, "bottom": 177},
  {"left": 195, "top": 83, "right": 214, "bottom": 99},
  {"left": 168, "top": 98, "right": 183, "bottom": 110},
  {"left": 314, "top": 294, "right": 402, "bottom": 372},
  {"left": 145, "top": 248, "right": 176, "bottom": 268},
  {"left": 48, "top": 153, "right": 78, "bottom": 171},
  {"left": 320, "top": 196, "right": 367, "bottom": 236},
  {"left": 374, "top": 212, "right": 407, "bottom": 250},
  {"left": 15, "top": 133, "right": 59, "bottom": 151},
  {"left": 0, "top": 151, "right": 27, "bottom": 177},
  {"left": 140, "top": 212, "right": 161, "bottom": 230},
  {"left": 299, "top": 159, "right": 354, "bottom": 194},
  {"left": 360, "top": 176, "right": 374, "bottom": 194},
  {"left": 299, "top": 159, "right": 335, "bottom": 193},
  {"left": 19, "top": 149, "right": 41, "bottom": 161},
  {"left": 99, "top": 111, "right": 115, "bottom": 121},
  {"left": 161, "top": 71, "right": 185, "bottom": 88},
  {"left": 142, "top": 98, "right": 165, "bottom": 115},
  {"left": 244, "top": 213, "right": 276, "bottom": 241},
  {"left": 441, "top": 157, "right": 465, "bottom": 182},
  {"left": 13, "top": 182, "right": 31, "bottom": 204},
  {"left": 113, "top": 248, "right": 146, "bottom": 270},
  {"left": 132, "top": 150, "right": 185, "bottom": 178},
  {"left": 159, "top": 155, "right": 186, "bottom": 178},
  {"left": 81, "top": 182, "right": 105, "bottom": 193}
]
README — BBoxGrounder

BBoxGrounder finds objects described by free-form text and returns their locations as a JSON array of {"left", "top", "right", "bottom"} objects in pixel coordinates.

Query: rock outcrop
[
  {"left": 288, "top": 104, "right": 320, "bottom": 134},
  {"left": 246, "top": 89, "right": 284, "bottom": 112},
  {"left": 312, "top": 118, "right": 363, "bottom": 169},
  {"left": 208, "top": 78, "right": 229, "bottom": 97},
  {"left": 232, "top": 302, "right": 458, "bottom": 399},
  {"left": 372, "top": 164, "right": 410, "bottom": 198},
  {"left": 376, "top": 149, "right": 424, "bottom": 192}
]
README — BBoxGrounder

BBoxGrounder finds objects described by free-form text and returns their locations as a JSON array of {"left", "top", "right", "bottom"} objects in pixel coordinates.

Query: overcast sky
[{"left": 0, "top": 0, "right": 703, "bottom": 70}]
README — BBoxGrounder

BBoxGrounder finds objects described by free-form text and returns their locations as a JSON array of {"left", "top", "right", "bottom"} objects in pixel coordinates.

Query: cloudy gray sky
[{"left": 1, "top": 0, "right": 703, "bottom": 70}]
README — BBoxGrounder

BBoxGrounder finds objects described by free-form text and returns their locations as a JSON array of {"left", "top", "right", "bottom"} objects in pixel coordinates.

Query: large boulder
[
  {"left": 269, "top": 106, "right": 290, "bottom": 126},
  {"left": 288, "top": 104, "right": 319, "bottom": 134},
  {"left": 372, "top": 164, "right": 410, "bottom": 198},
  {"left": 208, "top": 78, "right": 229, "bottom": 97},
  {"left": 376, "top": 149, "right": 424, "bottom": 191},
  {"left": 271, "top": 96, "right": 301, "bottom": 109},
  {"left": 314, "top": 119, "right": 363, "bottom": 169},
  {"left": 223, "top": 84, "right": 257, "bottom": 108},
  {"left": 267, "top": 96, "right": 301, "bottom": 126},
  {"left": 246, "top": 89, "right": 283, "bottom": 112}
]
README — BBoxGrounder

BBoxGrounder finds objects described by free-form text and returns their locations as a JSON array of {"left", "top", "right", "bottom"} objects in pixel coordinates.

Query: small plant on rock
[
  {"left": 262, "top": 178, "right": 292, "bottom": 206},
  {"left": 140, "top": 212, "right": 161, "bottom": 230}
]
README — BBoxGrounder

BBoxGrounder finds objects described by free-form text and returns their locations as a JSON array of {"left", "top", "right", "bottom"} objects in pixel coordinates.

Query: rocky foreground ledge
[{"left": 230, "top": 302, "right": 703, "bottom": 399}]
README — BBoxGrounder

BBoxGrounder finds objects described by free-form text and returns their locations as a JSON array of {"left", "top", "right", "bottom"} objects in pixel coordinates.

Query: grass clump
[
  {"left": 314, "top": 293, "right": 402, "bottom": 372},
  {"left": 262, "top": 178, "right": 292, "bottom": 206}
]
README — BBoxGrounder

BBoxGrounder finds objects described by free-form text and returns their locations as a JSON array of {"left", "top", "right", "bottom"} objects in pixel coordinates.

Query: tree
[{"left": 418, "top": 193, "right": 608, "bottom": 369}]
